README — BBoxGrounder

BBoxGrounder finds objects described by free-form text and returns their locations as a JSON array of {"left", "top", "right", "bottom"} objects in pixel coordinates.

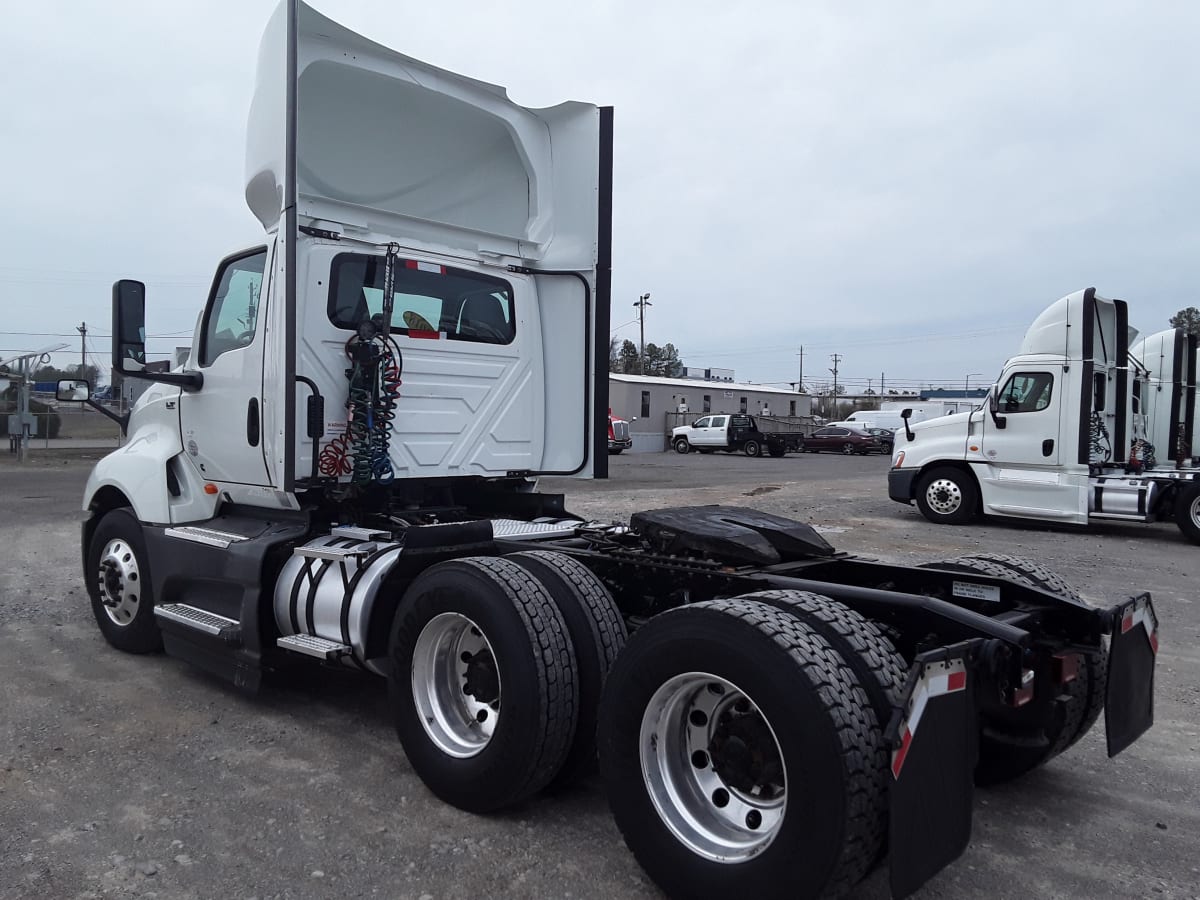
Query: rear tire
[
  {"left": 918, "top": 554, "right": 1106, "bottom": 784},
  {"left": 915, "top": 466, "right": 978, "bottom": 525},
  {"left": 768, "top": 445, "right": 785, "bottom": 458},
  {"left": 743, "top": 440, "right": 761, "bottom": 458},
  {"left": 388, "top": 557, "right": 579, "bottom": 812},
  {"left": 841, "top": 442, "right": 855, "bottom": 455},
  {"left": 674, "top": 438, "right": 691, "bottom": 454},
  {"left": 506, "top": 551, "right": 627, "bottom": 788},
  {"left": 86, "top": 508, "right": 162, "bottom": 654},
  {"left": 1174, "top": 483, "right": 1200, "bottom": 544},
  {"left": 598, "top": 598, "right": 885, "bottom": 900}
]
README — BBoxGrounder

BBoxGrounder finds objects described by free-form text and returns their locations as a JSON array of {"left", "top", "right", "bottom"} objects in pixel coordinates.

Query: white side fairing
[{"left": 247, "top": 2, "right": 605, "bottom": 488}]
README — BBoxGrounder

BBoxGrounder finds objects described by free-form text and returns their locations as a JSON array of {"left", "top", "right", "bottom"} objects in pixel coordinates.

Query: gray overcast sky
[{"left": 2, "top": 0, "right": 1198, "bottom": 394}]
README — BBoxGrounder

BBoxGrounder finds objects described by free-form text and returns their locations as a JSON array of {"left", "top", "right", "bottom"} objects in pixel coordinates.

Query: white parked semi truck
[
  {"left": 65, "top": 6, "right": 1158, "bottom": 899},
  {"left": 889, "top": 288, "right": 1200, "bottom": 543}
]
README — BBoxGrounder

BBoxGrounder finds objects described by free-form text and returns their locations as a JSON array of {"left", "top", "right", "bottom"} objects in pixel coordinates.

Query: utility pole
[
  {"left": 796, "top": 345, "right": 805, "bottom": 393},
  {"left": 829, "top": 353, "right": 842, "bottom": 417},
  {"left": 880, "top": 372, "right": 885, "bottom": 396},
  {"left": 76, "top": 322, "right": 87, "bottom": 377},
  {"left": 633, "top": 293, "right": 652, "bottom": 375}
]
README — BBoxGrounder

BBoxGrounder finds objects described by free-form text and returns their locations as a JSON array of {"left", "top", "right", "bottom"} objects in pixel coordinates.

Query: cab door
[
  {"left": 703, "top": 415, "right": 729, "bottom": 446},
  {"left": 978, "top": 368, "right": 1062, "bottom": 467},
  {"left": 178, "top": 247, "right": 272, "bottom": 486}
]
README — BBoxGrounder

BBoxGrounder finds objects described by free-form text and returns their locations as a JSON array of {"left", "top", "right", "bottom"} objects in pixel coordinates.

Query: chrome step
[
  {"left": 277, "top": 633, "right": 352, "bottom": 660},
  {"left": 293, "top": 544, "right": 377, "bottom": 562},
  {"left": 330, "top": 525, "right": 391, "bottom": 541},
  {"left": 164, "top": 526, "right": 248, "bottom": 549},
  {"left": 154, "top": 603, "right": 241, "bottom": 640}
]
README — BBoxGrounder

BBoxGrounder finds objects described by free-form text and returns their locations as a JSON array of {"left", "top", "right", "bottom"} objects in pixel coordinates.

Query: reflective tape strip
[
  {"left": 404, "top": 259, "right": 445, "bottom": 274},
  {"left": 1122, "top": 599, "right": 1158, "bottom": 654},
  {"left": 891, "top": 658, "right": 968, "bottom": 779}
]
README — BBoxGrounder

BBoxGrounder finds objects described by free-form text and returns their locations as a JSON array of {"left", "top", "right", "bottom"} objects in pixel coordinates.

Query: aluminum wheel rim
[
  {"left": 97, "top": 538, "right": 142, "bottom": 626},
  {"left": 640, "top": 673, "right": 787, "bottom": 863},
  {"left": 1190, "top": 495, "right": 1200, "bottom": 527},
  {"left": 926, "top": 478, "right": 963, "bottom": 514},
  {"left": 411, "top": 613, "right": 501, "bottom": 759}
]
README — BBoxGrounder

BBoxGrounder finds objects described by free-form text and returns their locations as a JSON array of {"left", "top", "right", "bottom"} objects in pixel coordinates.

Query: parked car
[
  {"left": 801, "top": 426, "right": 881, "bottom": 455},
  {"left": 865, "top": 427, "right": 894, "bottom": 453}
]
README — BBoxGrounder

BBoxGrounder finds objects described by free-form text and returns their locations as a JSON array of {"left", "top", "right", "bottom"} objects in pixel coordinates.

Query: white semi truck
[
  {"left": 65, "top": 6, "right": 1158, "bottom": 899},
  {"left": 889, "top": 288, "right": 1200, "bottom": 543}
]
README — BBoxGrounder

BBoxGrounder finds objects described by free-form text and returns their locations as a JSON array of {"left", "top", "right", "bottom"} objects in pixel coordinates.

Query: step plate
[
  {"left": 154, "top": 603, "right": 240, "bottom": 638},
  {"left": 163, "top": 526, "right": 248, "bottom": 549},
  {"left": 277, "top": 633, "right": 352, "bottom": 660},
  {"left": 491, "top": 519, "right": 580, "bottom": 541}
]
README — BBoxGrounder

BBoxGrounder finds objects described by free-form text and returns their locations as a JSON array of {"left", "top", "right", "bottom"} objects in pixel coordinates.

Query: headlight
[{"left": 892, "top": 450, "right": 905, "bottom": 469}]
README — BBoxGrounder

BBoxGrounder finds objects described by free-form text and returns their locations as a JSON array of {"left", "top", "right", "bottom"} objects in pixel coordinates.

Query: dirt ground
[{"left": 1, "top": 450, "right": 1197, "bottom": 899}]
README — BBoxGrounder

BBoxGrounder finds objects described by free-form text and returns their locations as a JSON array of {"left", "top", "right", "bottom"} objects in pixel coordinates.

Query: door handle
[
  {"left": 1042, "top": 438, "right": 1054, "bottom": 457},
  {"left": 247, "top": 398, "right": 260, "bottom": 447}
]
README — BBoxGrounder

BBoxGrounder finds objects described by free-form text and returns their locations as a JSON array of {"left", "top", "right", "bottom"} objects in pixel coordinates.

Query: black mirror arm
[
  {"left": 85, "top": 399, "right": 130, "bottom": 436},
  {"left": 122, "top": 369, "right": 204, "bottom": 391}
]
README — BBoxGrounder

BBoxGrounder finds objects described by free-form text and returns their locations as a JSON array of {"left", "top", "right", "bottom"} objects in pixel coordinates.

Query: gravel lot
[{"left": 2, "top": 449, "right": 1197, "bottom": 899}]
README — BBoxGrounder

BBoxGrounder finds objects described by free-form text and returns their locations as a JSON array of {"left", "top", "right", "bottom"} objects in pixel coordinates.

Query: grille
[{"left": 612, "top": 421, "right": 630, "bottom": 441}]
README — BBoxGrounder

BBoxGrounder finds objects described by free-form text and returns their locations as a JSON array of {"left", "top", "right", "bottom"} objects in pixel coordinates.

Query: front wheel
[
  {"left": 674, "top": 438, "right": 691, "bottom": 454},
  {"left": 598, "top": 599, "right": 885, "bottom": 900},
  {"left": 86, "top": 508, "right": 162, "bottom": 653},
  {"left": 608, "top": 448, "right": 623, "bottom": 455},
  {"left": 1175, "top": 483, "right": 1200, "bottom": 544},
  {"left": 915, "top": 467, "right": 978, "bottom": 525},
  {"left": 743, "top": 440, "right": 761, "bottom": 458}
]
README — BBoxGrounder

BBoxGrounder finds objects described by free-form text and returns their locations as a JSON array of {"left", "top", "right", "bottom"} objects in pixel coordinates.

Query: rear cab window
[{"left": 327, "top": 252, "right": 514, "bottom": 344}]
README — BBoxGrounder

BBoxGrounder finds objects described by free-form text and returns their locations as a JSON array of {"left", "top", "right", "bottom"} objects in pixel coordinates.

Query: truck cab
[{"left": 889, "top": 288, "right": 1200, "bottom": 541}]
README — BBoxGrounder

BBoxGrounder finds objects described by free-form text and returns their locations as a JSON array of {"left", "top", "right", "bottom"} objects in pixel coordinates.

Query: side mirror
[
  {"left": 56, "top": 379, "right": 91, "bottom": 402},
  {"left": 988, "top": 386, "right": 1007, "bottom": 429},
  {"left": 900, "top": 408, "right": 914, "bottom": 442},
  {"left": 112, "top": 279, "right": 147, "bottom": 373}
]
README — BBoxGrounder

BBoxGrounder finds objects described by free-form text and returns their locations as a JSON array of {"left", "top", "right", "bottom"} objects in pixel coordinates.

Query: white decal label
[{"left": 952, "top": 580, "right": 1001, "bottom": 603}]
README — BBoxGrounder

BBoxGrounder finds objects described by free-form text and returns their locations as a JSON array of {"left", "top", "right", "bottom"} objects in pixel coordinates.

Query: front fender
[{"left": 83, "top": 419, "right": 184, "bottom": 525}]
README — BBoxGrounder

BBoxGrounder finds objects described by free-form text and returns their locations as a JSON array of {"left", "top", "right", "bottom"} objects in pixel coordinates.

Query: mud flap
[
  {"left": 887, "top": 640, "right": 982, "bottom": 899},
  {"left": 1105, "top": 593, "right": 1158, "bottom": 757}
]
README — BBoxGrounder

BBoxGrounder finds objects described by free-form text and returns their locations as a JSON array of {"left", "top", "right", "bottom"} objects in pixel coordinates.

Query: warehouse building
[{"left": 609, "top": 373, "right": 812, "bottom": 452}]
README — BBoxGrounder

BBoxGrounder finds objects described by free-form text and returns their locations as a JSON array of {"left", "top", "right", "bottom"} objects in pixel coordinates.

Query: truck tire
[
  {"left": 597, "top": 598, "right": 885, "bottom": 900},
  {"left": 506, "top": 551, "right": 627, "bottom": 788},
  {"left": 608, "top": 448, "right": 623, "bottom": 455},
  {"left": 388, "top": 557, "right": 579, "bottom": 812},
  {"left": 768, "top": 445, "right": 786, "bottom": 458},
  {"left": 914, "top": 466, "right": 978, "bottom": 525},
  {"left": 674, "top": 437, "right": 691, "bottom": 454},
  {"left": 918, "top": 554, "right": 1106, "bottom": 784},
  {"left": 86, "top": 508, "right": 162, "bottom": 654},
  {"left": 1174, "top": 483, "right": 1200, "bottom": 544},
  {"left": 743, "top": 439, "right": 761, "bottom": 457}
]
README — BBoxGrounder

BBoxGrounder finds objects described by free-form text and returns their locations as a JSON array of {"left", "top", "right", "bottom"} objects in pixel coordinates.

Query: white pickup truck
[{"left": 671, "top": 414, "right": 803, "bottom": 457}]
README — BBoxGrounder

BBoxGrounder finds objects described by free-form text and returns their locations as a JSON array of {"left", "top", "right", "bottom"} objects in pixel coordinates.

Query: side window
[
  {"left": 711, "top": 416, "right": 728, "bottom": 428},
  {"left": 999, "top": 372, "right": 1054, "bottom": 413},
  {"left": 641, "top": 391, "right": 651, "bottom": 418},
  {"left": 693, "top": 417, "right": 712, "bottom": 429},
  {"left": 200, "top": 249, "right": 267, "bottom": 366}
]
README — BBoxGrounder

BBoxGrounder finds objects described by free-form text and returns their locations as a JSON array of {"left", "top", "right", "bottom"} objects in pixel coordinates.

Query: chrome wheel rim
[
  {"left": 925, "top": 478, "right": 963, "bottom": 515},
  {"left": 842, "top": 443, "right": 854, "bottom": 454},
  {"left": 97, "top": 538, "right": 141, "bottom": 626},
  {"left": 411, "top": 613, "right": 501, "bottom": 758},
  {"left": 639, "top": 673, "right": 786, "bottom": 863}
]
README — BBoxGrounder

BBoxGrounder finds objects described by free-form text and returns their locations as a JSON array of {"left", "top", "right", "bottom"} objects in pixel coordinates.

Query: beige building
[{"left": 609, "top": 373, "right": 812, "bottom": 452}]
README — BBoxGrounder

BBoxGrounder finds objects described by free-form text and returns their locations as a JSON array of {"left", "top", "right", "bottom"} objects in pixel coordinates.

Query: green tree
[
  {"left": 618, "top": 339, "right": 639, "bottom": 374},
  {"left": 33, "top": 364, "right": 101, "bottom": 386},
  {"left": 1170, "top": 307, "right": 1200, "bottom": 336}
]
